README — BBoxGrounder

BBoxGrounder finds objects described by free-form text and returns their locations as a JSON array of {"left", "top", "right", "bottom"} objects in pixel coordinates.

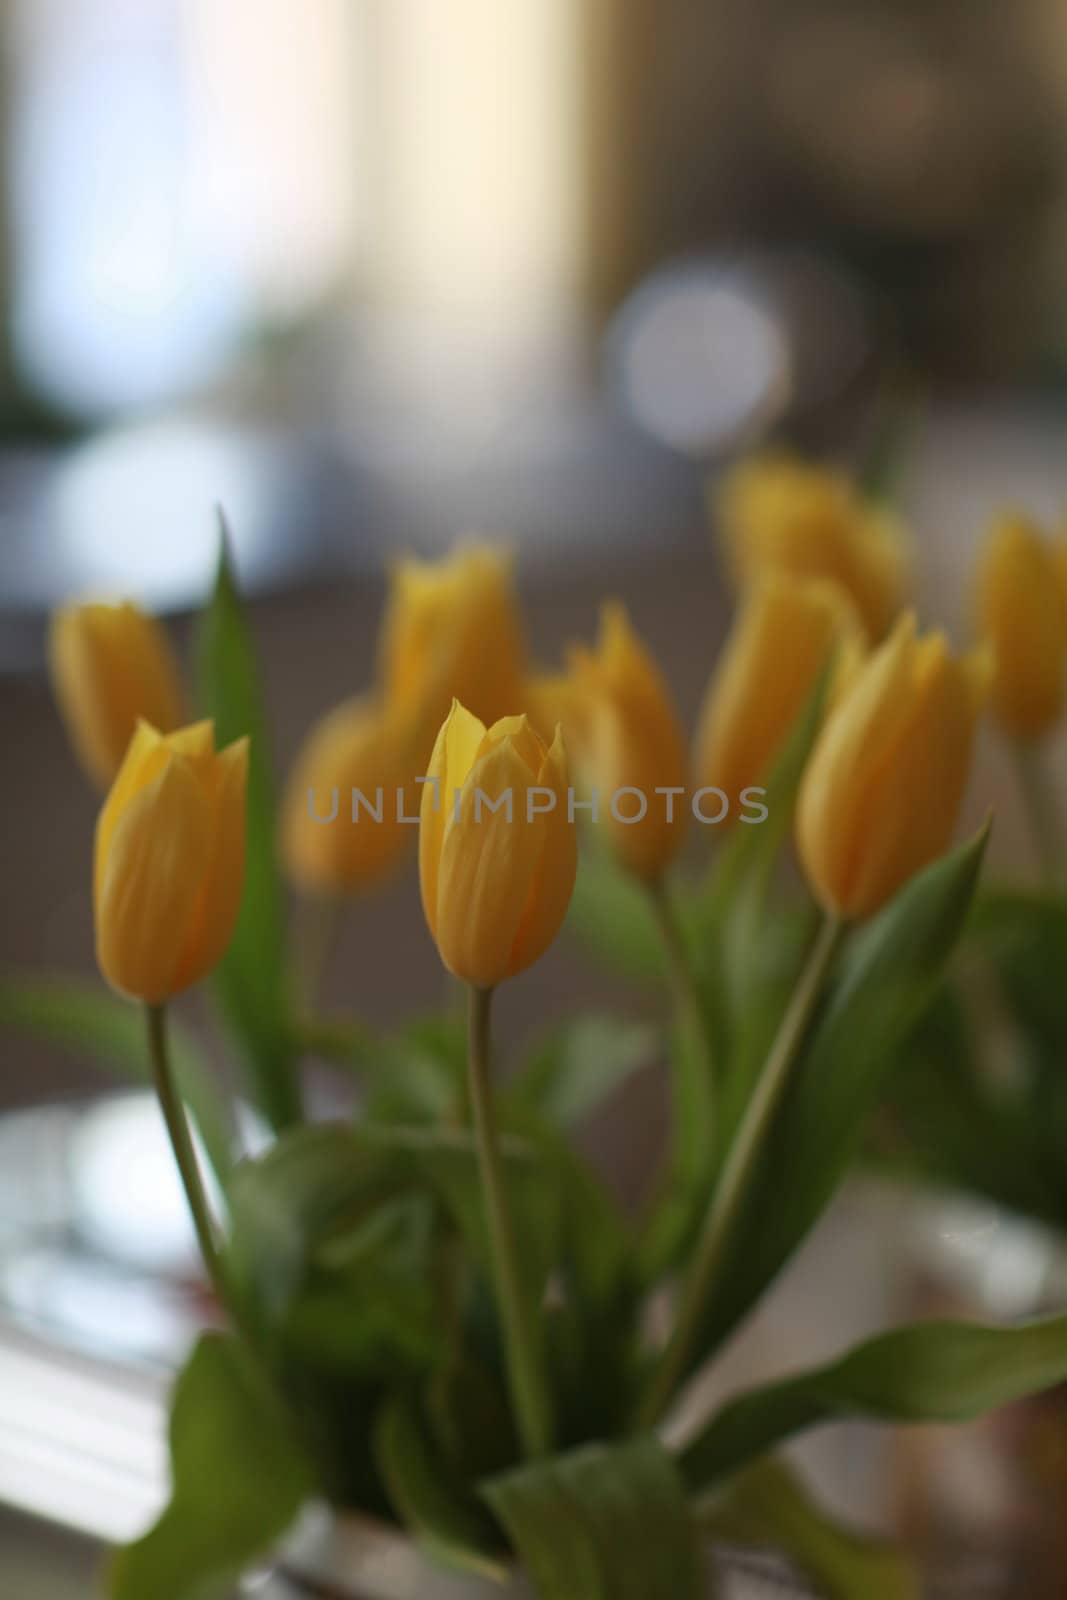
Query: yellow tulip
[
  {"left": 281, "top": 695, "right": 418, "bottom": 895},
  {"left": 379, "top": 543, "right": 527, "bottom": 758},
  {"left": 568, "top": 603, "right": 688, "bottom": 881},
  {"left": 693, "top": 574, "right": 866, "bottom": 806},
  {"left": 716, "top": 454, "right": 908, "bottom": 640},
  {"left": 973, "top": 513, "right": 1067, "bottom": 741},
  {"left": 796, "top": 614, "right": 986, "bottom": 921},
  {"left": 524, "top": 669, "right": 587, "bottom": 749},
  {"left": 48, "top": 600, "right": 185, "bottom": 788},
  {"left": 95, "top": 721, "right": 248, "bottom": 1003},
  {"left": 419, "top": 702, "right": 576, "bottom": 987}
]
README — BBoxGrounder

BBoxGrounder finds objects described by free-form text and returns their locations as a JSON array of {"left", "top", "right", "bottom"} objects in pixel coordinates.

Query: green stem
[
  {"left": 637, "top": 913, "right": 844, "bottom": 1428},
  {"left": 466, "top": 984, "right": 552, "bottom": 1459},
  {"left": 146, "top": 1002, "right": 229, "bottom": 1308},
  {"left": 1014, "top": 744, "right": 1062, "bottom": 886},
  {"left": 292, "top": 894, "right": 343, "bottom": 1015},
  {"left": 649, "top": 877, "right": 716, "bottom": 1108}
]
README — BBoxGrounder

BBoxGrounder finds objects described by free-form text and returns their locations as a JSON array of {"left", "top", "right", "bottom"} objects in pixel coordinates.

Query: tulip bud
[
  {"left": 95, "top": 720, "right": 248, "bottom": 1002},
  {"left": 379, "top": 543, "right": 527, "bottom": 759},
  {"left": 796, "top": 614, "right": 986, "bottom": 921},
  {"left": 281, "top": 695, "right": 418, "bottom": 895},
  {"left": 419, "top": 702, "right": 576, "bottom": 987},
  {"left": 973, "top": 513, "right": 1066, "bottom": 741},
  {"left": 693, "top": 574, "right": 866, "bottom": 807},
  {"left": 569, "top": 603, "right": 688, "bottom": 881},
  {"left": 716, "top": 454, "right": 908, "bottom": 641},
  {"left": 48, "top": 600, "right": 185, "bottom": 788},
  {"left": 524, "top": 669, "right": 587, "bottom": 749}
]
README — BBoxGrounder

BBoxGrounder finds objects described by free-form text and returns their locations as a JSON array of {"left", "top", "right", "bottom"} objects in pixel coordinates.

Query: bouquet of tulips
[{"left": 8, "top": 469, "right": 1067, "bottom": 1600}]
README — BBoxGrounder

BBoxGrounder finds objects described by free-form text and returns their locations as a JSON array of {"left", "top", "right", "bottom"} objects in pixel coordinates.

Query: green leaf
[
  {"left": 374, "top": 1393, "right": 506, "bottom": 1578},
  {"left": 0, "top": 976, "right": 233, "bottom": 1187},
  {"left": 300, "top": 1013, "right": 469, "bottom": 1125},
  {"left": 196, "top": 519, "right": 300, "bottom": 1132},
  {"left": 638, "top": 672, "right": 827, "bottom": 1287},
  {"left": 694, "top": 826, "right": 988, "bottom": 1358},
  {"left": 972, "top": 888, "right": 1067, "bottom": 1049},
  {"left": 228, "top": 1121, "right": 549, "bottom": 1339},
  {"left": 509, "top": 1015, "right": 659, "bottom": 1125},
  {"left": 566, "top": 852, "right": 665, "bottom": 983},
  {"left": 874, "top": 988, "right": 1067, "bottom": 1228},
  {"left": 681, "top": 1311, "right": 1067, "bottom": 1490},
  {"left": 697, "top": 1456, "right": 919, "bottom": 1600},
  {"left": 483, "top": 1437, "right": 702, "bottom": 1600},
  {"left": 499, "top": 1110, "right": 639, "bottom": 1442},
  {"left": 365, "top": 1015, "right": 468, "bottom": 1123},
  {"left": 110, "top": 1333, "right": 312, "bottom": 1600}
]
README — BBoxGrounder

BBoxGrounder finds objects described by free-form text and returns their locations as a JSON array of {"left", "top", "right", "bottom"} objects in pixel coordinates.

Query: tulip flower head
[
  {"left": 281, "top": 694, "right": 418, "bottom": 895},
  {"left": 973, "top": 513, "right": 1067, "bottom": 742},
  {"left": 796, "top": 614, "right": 986, "bottom": 921},
  {"left": 694, "top": 574, "right": 866, "bottom": 807},
  {"left": 419, "top": 702, "right": 577, "bottom": 988},
  {"left": 568, "top": 603, "right": 689, "bottom": 881},
  {"left": 716, "top": 454, "right": 908, "bottom": 641},
  {"left": 95, "top": 720, "right": 248, "bottom": 1003},
  {"left": 49, "top": 600, "right": 185, "bottom": 788},
  {"left": 379, "top": 543, "right": 528, "bottom": 758}
]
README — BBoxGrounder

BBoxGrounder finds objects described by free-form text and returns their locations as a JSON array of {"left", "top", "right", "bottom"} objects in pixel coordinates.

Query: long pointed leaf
[
  {"left": 681, "top": 1311, "right": 1067, "bottom": 1490},
  {"left": 690, "top": 827, "right": 988, "bottom": 1361},
  {"left": 483, "top": 1437, "right": 702, "bottom": 1600},
  {"left": 110, "top": 1332, "right": 312, "bottom": 1600},
  {"left": 196, "top": 521, "right": 300, "bottom": 1131}
]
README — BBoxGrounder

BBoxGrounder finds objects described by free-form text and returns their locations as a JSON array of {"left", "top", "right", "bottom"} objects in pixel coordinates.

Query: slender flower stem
[
  {"left": 293, "top": 893, "right": 343, "bottom": 1015},
  {"left": 637, "top": 913, "right": 844, "bottom": 1429},
  {"left": 146, "top": 1002, "right": 229, "bottom": 1308},
  {"left": 1014, "top": 744, "right": 1062, "bottom": 886},
  {"left": 649, "top": 877, "right": 717, "bottom": 1128},
  {"left": 466, "top": 984, "right": 552, "bottom": 1459}
]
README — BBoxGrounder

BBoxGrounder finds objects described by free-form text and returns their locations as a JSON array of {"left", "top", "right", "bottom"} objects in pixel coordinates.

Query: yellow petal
[
  {"left": 482, "top": 713, "right": 547, "bottom": 778},
  {"left": 96, "top": 754, "right": 212, "bottom": 1002},
  {"left": 434, "top": 738, "right": 544, "bottom": 985},
  {"left": 48, "top": 601, "right": 185, "bottom": 788},
  {"left": 171, "top": 738, "right": 249, "bottom": 992},
  {"left": 973, "top": 513, "right": 1066, "bottom": 740},
  {"left": 796, "top": 615, "right": 981, "bottom": 918},
  {"left": 693, "top": 574, "right": 865, "bottom": 802},
  {"left": 282, "top": 697, "right": 418, "bottom": 895},
  {"left": 94, "top": 721, "right": 169, "bottom": 906},
  {"left": 419, "top": 699, "right": 486, "bottom": 938},
  {"left": 507, "top": 727, "right": 577, "bottom": 977}
]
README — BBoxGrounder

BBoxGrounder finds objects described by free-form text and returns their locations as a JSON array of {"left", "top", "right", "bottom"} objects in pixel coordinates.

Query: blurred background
[{"left": 6, "top": 0, "right": 1067, "bottom": 1593}]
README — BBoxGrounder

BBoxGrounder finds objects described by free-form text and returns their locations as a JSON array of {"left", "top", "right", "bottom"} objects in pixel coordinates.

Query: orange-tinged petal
[
  {"left": 282, "top": 697, "right": 418, "bottom": 895},
  {"left": 693, "top": 574, "right": 865, "bottom": 804},
  {"left": 48, "top": 600, "right": 185, "bottom": 788},
  {"left": 569, "top": 603, "right": 688, "bottom": 879},
  {"left": 715, "top": 454, "right": 909, "bottom": 639},
  {"left": 973, "top": 513, "right": 1066, "bottom": 740},
  {"left": 379, "top": 543, "right": 527, "bottom": 760},
  {"left": 796, "top": 615, "right": 984, "bottom": 919},
  {"left": 483, "top": 714, "right": 546, "bottom": 778},
  {"left": 508, "top": 728, "right": 577, "bottom": 977}
]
